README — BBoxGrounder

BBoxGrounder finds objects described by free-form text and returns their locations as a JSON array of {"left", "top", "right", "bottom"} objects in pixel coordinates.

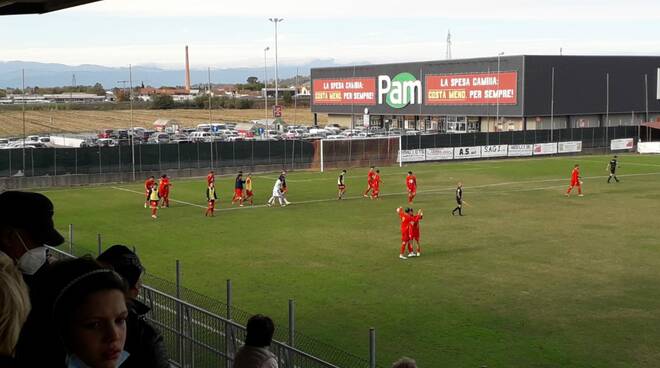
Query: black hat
[
  {"left": 97, "top": 245, "right": 144, "bottom": 288},
  {"left": 0, "top": 191, "right": 64, "bottom": 246}
]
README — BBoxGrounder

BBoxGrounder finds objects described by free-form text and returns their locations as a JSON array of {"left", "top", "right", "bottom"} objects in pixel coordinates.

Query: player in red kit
[
  {"left": 158, "top": 174, "right": 172, "bottom": 208},
  {"left": 205, "top": 182, "right": 217, "bottom": 217},
  {"left": 565, "top": 164, "right": 584, "bottom": 197},
  {"left": 371, "top": 170, "right": 383, "bottom": 199},
  {"left": 363, "top": 166, "right": 376, "bottom": 198},
  {"left": 406, "top": 171, "right": 417, "bottom": 203},
  {"left": 207, "top": 170, "right": 215, "bottom": 186},
  {"left": 144, "top": 175, "right": 155, "bottom": 208},
  {"left": 410, "top": 209, "right": 423, "bottom": 256},
  {"left": 396, "top": 207, "right": 415, "bottom": 259}
]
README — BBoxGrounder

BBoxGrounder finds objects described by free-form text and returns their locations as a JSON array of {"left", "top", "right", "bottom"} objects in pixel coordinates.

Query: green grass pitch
[{"left": 41, "top": 153, "right": 660, "bottom": 368}]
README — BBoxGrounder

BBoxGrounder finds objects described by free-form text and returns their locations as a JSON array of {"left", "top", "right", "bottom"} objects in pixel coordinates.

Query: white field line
[{"left": 112, "top": 171, "right": 660, "bottom": 212}]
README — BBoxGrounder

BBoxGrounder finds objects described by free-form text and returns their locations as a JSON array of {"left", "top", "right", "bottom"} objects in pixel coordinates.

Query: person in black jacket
[{"left": 98, "top": 245, "right": 170, "bottom": 368}]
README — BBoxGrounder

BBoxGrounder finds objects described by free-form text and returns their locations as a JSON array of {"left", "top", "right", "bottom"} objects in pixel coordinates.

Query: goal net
[{"left": 312, "top": 136, "right": 401, "bottom": 172}]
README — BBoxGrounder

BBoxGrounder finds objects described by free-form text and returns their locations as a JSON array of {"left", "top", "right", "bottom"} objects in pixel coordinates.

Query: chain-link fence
[{"left": 48, "top": 229, "right": 380, "bottom": 368}]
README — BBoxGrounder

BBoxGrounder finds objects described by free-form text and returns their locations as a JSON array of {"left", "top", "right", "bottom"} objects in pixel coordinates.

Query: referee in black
[
  {"left": 607, "top": 155, "right": 620, "bottom": 183},
  {"left": 452, "top": 181, "right": 464, "bottom": 216}
]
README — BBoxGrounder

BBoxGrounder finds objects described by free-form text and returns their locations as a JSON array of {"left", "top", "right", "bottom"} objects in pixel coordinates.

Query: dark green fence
[{"left": 0, "top": 140, "right": 315, "bottom": 177}]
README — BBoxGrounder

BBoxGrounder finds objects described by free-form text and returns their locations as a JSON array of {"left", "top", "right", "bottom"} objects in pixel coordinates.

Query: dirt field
[{"left": 0, "top": 108, "right": 328, "bottom": 136}]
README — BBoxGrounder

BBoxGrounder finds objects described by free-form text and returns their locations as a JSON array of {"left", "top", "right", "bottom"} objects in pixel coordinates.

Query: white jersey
[{"left": 272, "top": 179, "right": 283, "bottom": 197}]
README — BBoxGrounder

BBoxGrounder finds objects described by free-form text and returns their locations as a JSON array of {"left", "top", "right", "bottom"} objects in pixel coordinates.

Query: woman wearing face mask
[{"left": 16, "top": 257, "right": 130, "bottom": 368}]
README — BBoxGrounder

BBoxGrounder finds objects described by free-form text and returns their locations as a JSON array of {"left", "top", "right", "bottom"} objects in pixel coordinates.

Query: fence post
[
  {"left": 288, "top": 299, "right": 295, "bottom": 347},
  {"left": 68, "top": 224, "right": 73, "bottom": 255},
  {"left": 97, "top": 233, "right": 102, "bottom": 256},
  {"left": 369, "top": 327, "right": 376, "bottom": 368},
  {"left": 175, "top": 260, "right": 183, "bottom": 365},
  {"left": 225, "top": 279, "right": 233, "bottom": 368}
]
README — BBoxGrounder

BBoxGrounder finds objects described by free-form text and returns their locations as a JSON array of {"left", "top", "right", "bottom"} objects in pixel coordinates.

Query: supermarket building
[{"left": 310, "top": 55, "right": 660, "bottom": 133}]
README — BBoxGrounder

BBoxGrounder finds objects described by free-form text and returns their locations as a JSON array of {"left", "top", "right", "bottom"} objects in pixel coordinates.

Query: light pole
[
  {"left": 496, "top": 52, "right": 504, "bottom": 131},
  {"left": 269, "top": 18, "right": 283, "bottom": 107},
  {"left": 264, "top": 46, "right": 270, "bottom": 135}
]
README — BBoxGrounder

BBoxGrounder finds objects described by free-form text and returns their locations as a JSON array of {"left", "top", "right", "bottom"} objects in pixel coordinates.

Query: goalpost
[{"left": 318, "top": 135, "right": 402, "bottom": 172}]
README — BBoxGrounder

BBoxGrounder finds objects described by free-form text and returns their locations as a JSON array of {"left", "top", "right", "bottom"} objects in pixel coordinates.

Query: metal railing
[{"left": 47, "top": 233, "right": 380, "bottom": 368}]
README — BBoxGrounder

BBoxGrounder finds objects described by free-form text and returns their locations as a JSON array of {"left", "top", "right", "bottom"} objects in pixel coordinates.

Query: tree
[
  {"left": 88, "top": 83, "right": 106, "bottom": 96},
  {"left": 247, "top": 76, "right": 259, "bottom": 84},
  {"left": 151, "top": 94, "right": 175, "bottom": 109}
]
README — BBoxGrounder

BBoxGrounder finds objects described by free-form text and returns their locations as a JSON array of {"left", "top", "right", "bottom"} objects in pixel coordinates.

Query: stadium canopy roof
[
  {"left": 642, "top": 121, "right": 660, "bottom": 130},
  {"left": 0, "top": 0, "right": 100, "bottom": 15}
]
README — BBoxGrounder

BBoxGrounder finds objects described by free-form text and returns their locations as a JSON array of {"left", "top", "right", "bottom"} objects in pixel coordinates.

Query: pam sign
[
  {"left": 313, "top": 78, "right": 376, "bottom": 105},
  {"left": 426, "top": 72, "right": 517, "bottom": 105},
  {"left": 378, "top": 72, "right": 422, "bottom": 109}
]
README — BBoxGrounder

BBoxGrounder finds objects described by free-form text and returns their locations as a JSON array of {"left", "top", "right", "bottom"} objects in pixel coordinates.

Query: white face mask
[{"left": 15, "top": 231, "right": 48, "bottom": 276}]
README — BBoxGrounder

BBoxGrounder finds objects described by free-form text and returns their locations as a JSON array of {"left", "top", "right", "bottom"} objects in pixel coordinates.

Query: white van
[
  {"left": 189, "top": 131, "right": 213, "bottom": 142},
  {"left": 196, "top": 124, "right": 211, "bottom": 132}
]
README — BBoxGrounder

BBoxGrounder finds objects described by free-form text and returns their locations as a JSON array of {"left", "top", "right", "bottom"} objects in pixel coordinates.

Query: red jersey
[
  {"left": 145, "top": 178, "right": 155, "bottom": 191},
  {"left": 411, "top": 214, "right": 422, "bottom": 237},
  {"left": 406, "top": 175, "right": 417, "bottom": 190},
  {"left": 373, "top": 174, "right": 381, "bottom": 189},
  {"left": 571, "top": 168, "right": 580, "bottom": 183},
  {"left": 207, "top": 173, "right": 215, "bottom": 185},
  {"left": 398, "top": 210, "right": 414, "bottom": 233},
  {"left": 368, "top": 171, "right": 376, "bottom": 185},
  {"left": 159, "top": 178, "right": 171, "bottom": 194}
]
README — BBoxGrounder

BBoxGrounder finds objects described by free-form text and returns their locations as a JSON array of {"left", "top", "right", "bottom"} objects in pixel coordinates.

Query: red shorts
[
  {"left": 408, "top": 187, "right": 416, "bottom": 194},
  {"left": 411, "top": 231, "right": 420, "bottom": 241},
  {"left": 159, "top": 190, "right": 169, "bottom": 198},
  {"left": 246, "top": 190, "right": 253, "bottom": 197},
  {"left": 338, "top": 185, "right": 345, "bottom": 190},
  {"left": 234, "top": 189, "right": 243, "bottom": 197},
  {"left": 401, "top": 232, "right": 410, "bottom": 242},
  {"left": 570, "top": 180, "right": 580, "bottom": 187},
  {"left": 150, "top": 200, "right": 159, "bottom": 208},
  {"left": 207, "top": 200, "right": 215, "bottom": 207}
]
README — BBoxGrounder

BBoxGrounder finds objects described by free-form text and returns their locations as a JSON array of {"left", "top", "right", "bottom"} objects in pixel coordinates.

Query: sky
[{"left": 2, "top": 0, "right": 660, "bottom": 69}]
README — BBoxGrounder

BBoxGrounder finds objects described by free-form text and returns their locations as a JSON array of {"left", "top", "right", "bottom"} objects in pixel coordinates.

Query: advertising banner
[
  {"left": 610, "top": 138, "right": 634, "bottom": 151},
  {"left": 313, "top": 78, "right": 377, "bottom": 105},
  {"left": 508, "top": 144, "right": 533, "bottom": 157},
  {"left": 533, "top": 143, "right": 558, "bottom": 155},
  {"left": 638, "top": 142, "right": 660, "bottom": 154},
  {"left": 481, "top": 144, "right": 508, "bottom": 158},
  {"left": 557, "top": 141, "right": 582, "bottom": 153},
  {"left": 454, "top": 146, "right": 482, "bottom": 159},
  {"left": 425, "top": 71, "right": 517, "bottom": 105},
  {"left": 399, "top": 149, "right": 426, "bottom": 163},
  {"left": 425, "top": 147, "right": 454, "bottom": 160}
]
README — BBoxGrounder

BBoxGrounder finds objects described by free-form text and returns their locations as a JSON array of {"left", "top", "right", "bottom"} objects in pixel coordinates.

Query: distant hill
[{"left": 0, "top": 59, "right": 354, "bottom": 89}]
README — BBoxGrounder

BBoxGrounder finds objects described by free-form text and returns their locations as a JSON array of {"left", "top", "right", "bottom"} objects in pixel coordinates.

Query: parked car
[
  {"left": 148, "top": 132, "right": 171, "bottom": 144},
  {"left": 98, "top": 129, "right": 116, "bottom": 139},
  {"left": 96, "top": 138, "right": 117, "bottom": 147},
  {"left": 189, "top": 131, "right": 214, "bottom": 142}
]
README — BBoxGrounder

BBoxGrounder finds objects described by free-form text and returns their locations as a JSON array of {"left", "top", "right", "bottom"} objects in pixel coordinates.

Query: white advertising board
[
  {"left": 425, "top": 147, "right": 454, "bottom": 160},
  {"left": 533, "top": 142, "right": 558, "bottom": 155},
  {"left": 610, "top": 138, "right": 634, "bottom": 151},
  {"left": 557, "top": 141, "right": 582, "bottom": 153},
  {"left": 453, "top": 146, "right": 482, "bottom": 160},
  {"left": 481, "top": 144, "right": 508, "bottom": 158},
  {"left": 638, "top": 142, "right": 660, "bottom": 154},
  {"left": 399, "top": 149, "right": 426, "bottom": 163},
  {"left": 508, "top": 144, "right": 533, "bottom": 157}
]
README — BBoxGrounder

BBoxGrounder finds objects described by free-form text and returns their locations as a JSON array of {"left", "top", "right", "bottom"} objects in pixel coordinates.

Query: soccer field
[{"left": 41, "top": 153, "right": 660, "bottom": 368}]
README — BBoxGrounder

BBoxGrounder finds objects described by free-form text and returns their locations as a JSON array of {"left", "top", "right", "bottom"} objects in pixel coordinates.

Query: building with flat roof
[{"left": 311, "top": 55, "right": 660, "bottom": 133}]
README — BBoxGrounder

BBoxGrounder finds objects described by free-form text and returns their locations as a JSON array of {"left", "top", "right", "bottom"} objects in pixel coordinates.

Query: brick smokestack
[{"left": 184, "top": 45, "right": 191, "bottom": 92}]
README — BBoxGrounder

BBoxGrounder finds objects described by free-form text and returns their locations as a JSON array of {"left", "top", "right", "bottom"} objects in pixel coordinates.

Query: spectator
[
  {"left": 98, "top": 245, "right": 169, "bottom": 368},
  {"left": 233, "top": 315, "right": 278, "bottom": 368},
  {"left": 0, "top": 191, "right": 65, "bottom": 286},
  {"left": 0, "top": 253, "right": 30, "bottom": 367},
  {"left": 392, "top": 357, "right": 417, "bottom": 368},
  {"left": 16, "top": 257, "right": 129, "bottom": 368}
]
